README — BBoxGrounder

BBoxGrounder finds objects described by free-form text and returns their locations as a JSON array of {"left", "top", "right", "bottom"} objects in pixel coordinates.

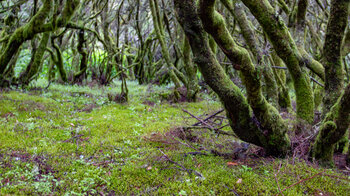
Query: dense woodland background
[{"left": 1, "top": 0, "right": 350, "bottom": 195}]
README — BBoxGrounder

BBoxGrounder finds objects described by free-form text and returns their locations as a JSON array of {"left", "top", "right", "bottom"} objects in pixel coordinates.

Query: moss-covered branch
[
  {"left": 322, "top": 0, "right": 349, "bottom": 115},
  {"left": 241, "top": 0, "right": 314, "bottom": 123},
  {"left": 19, "top": 32, "right": 50, "bottom": 85},
  {"left": 198, "top": 0, "right": 290, "bottom": 155},
  {"left": 312, "top": 83, "right": 350, "bottom": 165},
  {"left": 174, "top": 0, "right": 291, "bottom": 156},
  {"left": 0, "top": 0, "right": 53, "bottom": 75},
  {"left": 73, "top": 30, "right": 88, "bottom": 82},
  {"left": 0, "top": 0, "right": 81, "bottom": 79},
  {"left": 51, "top": 35, "right": 67, "bottom": 82},
  {"left": 149, "top": 0, "right": 182, "bottom": 99}
]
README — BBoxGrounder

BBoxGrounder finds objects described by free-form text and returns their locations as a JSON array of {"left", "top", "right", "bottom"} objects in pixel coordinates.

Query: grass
[{"left": 0, "top": 80, "right": 349, "bottom": 195}]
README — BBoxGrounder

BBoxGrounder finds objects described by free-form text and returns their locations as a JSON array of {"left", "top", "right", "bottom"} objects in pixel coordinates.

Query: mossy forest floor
[{"left": 0, "top": 80, "right": 349, "bottom": 195}]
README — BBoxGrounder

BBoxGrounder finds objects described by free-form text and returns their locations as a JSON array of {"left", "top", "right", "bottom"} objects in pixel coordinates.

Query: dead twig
[
  {"left": 192, "top": 109, "right": 224, "bottom": 126},
  {"left": 276, "top": 171, "right": 325, "bottom": 196},
  {"left": 158, "top": 148, "right": 203, "bottom": 178},
  {"left": 274, "top": 162, "right": 284, "bottom": 196},
  {"left": 62, "top": 134, "right": 84, "bottom": 143},
  {"left": 223, "top": 184, "right": 240, "bottom": 196},
  {"left": 182, "top": 109, "right": 236, "bottom": 137}
]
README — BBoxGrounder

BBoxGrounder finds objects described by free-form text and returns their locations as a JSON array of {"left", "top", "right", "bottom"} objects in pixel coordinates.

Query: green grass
[{"left": 0, "top": 81, "right": 349, "bottom": 195}]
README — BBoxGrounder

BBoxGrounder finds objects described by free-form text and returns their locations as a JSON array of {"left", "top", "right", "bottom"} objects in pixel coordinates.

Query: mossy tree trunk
[
  {"left": 0, "top": 0, "right": 53, "bottom": 76},
  {"left": 149, "top": 0, "right": 183, "bottom": 100},
  {"left": 19, "top": 32, "right": 50, "bottom": 85},
  {"left": 270, "top": 52, "right": 292, "bottom": 110},
  {"left": 312, "top": 0, "right": 350, "bottom": 165},
  {"left": 182, "top": 36, "right": 200, "bottom": 102},
  {"left": 312, "top": 83, "right": 350, "bottom": 166},
  {"left": 50, "top": 34, "right": 68, "bottom": 83},
  {"left": 322, "top": 0, "right": 348, "bottom": 115},
  {"left": 175, "top": 0, "right": 291, "bottom": 156},
  {"left": 73, "top": 30, "right": 88, "bottom": 83},
  {"left": 0, "top": 0, "right": 80, "bottom": 82},
  {"left": 220, "top": 0, "right": 279, "bottom": 108},
  {"left": 241, "top": 0, "right": 314, "bottom": 123}
]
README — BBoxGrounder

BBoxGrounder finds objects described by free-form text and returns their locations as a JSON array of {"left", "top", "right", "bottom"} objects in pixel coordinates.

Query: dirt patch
[
  {"left": 0, "top": 151, "right": 56, "bottom": 175},
  {"left": 142, "top": 100, "right": 156, "bottom": 107},
  {"left": 108, "top": 92, "right": 128, "bottom": 103},
  {"left": 18, "top": 100, "right": 46, "bottom": 112},
  {"left": 77, "top": 103, "right": 98, "bottom": 113}
]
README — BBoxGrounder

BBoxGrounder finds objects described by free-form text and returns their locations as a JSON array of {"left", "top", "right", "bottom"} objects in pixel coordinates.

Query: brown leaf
[{"left": 227, "top": 162, "right": 239, "bottom": 166}]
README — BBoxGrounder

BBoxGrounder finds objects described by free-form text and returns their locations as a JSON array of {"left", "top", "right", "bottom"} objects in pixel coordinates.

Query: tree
[{"left": 174, "top": 0, "right": 350, "bottom": 165}]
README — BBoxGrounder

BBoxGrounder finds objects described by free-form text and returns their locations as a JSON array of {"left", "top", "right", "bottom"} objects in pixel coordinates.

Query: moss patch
[{"left": 0, "top": 82, "right": 349, "bottom": 195}]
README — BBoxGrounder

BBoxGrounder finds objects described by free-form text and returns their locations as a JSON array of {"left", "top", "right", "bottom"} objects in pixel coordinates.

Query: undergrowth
[{"left": 0, "top": 80, "right": 349, "bottom": 195}]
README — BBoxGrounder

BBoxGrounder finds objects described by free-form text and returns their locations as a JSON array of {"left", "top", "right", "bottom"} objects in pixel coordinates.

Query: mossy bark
[
  {"left": 50, "top": 35, "right": 67, "bottom": 82},
  {"left": 149, "top": 0, "right": 182, "bottom": 99},
  {"left": 312, "top": 83, "right": 350, "bottom": 166},
  {"left": 221, "top": 1, "right": 279, "bottom": 107},
  {"left": 0, "top": 0, "right": 80, "bottom": 81},
  {"left": 182, "top": 36, "right": 200, "bottom": 102},
  {"left": 0, "top": 0, "right": 53, "bottom": 75},
  {"left": 270, "top": 53, "right": 292, "bottom": 110},
  {"left": 322, "top": 0, "right": 349, "bottom": 115},
  {"left": 73, "top": 30, "right": 88, "bottom": 83},
  {"left": 241, "top": 0, "right": 314, "bottom": 123},
  {"left": 19, "top": 32, "right": 50, "bottom": 85},
  {"left": 175, "top": 0, "right": 290, "bottom": 156}
]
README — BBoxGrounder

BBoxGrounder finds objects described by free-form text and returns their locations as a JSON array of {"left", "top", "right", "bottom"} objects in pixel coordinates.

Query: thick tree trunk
[
  {"left": 322, "top": 0, "right": 349, "bottom": 115},
  {"left": 175, "top": 0, "right": 290, "bottom": 156},
  {"left": 312, "top": 0, "right": 350, "bottom": 163},
  {"left": 241, "top": 0, "right": 314, "bottom": 123},
  {"left": 312, "top": 83, "right": 350, "bottom": 165}
]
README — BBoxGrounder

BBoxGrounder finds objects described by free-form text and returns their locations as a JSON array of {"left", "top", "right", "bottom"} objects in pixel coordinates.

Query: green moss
[{"left": 0, "top": 82, "right": 349, "bottom": 195}]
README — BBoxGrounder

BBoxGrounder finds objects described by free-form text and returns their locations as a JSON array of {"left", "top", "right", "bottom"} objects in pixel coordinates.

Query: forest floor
[{"left": 0, "top": 80, "right": 349, "bottom": 195}]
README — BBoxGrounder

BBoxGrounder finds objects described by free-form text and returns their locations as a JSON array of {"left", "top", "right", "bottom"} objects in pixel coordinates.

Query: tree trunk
[
  {"left": 19, "top": 32, "right": 50, "bottom": 85},
  {"left": 175, "top": 0, "right": 291, "bottom": 156},
  {"left": 241, "top": 0, "right": 314, "bottom": 123}
]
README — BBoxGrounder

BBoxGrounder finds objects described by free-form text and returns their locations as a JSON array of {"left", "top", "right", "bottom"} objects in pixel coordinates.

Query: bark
[
  {"left": 175, "top": 0, "right": 290, "bottom": 156},
  {"left": 270, "top": 53, "right": 292, "bottom": 110},
  {"left": 50, "top": 35, "right": 67, "bottom": 82},
  {"left": 19, "top": 32, "right": 50, "bottom": 85},
  {"left": 220, "top": 1, "right": 279, "bottom": 107},
  {"left": 312, "top": 83, "right": 350, "bottom": 166},
  {"left": 241, "top": 0, "right": 314, "bottom": 123},
  {"left": 0, "top": 0, "right": 53, "bottom": 75},
  {"left": 182, "top": 36, "right": 200, "bottom": 101},
  {"left": 322, "top": 0, "right": 349, "bottom": 115},
  {"left": 0, "top": 0, "right": 80, "bottom": 77},
  {"left": 73, "top": 30, "right": 88, "bottom": 82},
  {"left": 149, "top": 0, "right": 182, "bottom": 99}
]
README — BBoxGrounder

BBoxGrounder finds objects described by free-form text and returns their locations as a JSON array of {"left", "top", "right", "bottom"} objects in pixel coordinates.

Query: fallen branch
[
  {"left": 182, "top": 109, "right": 235, "bottom": 137},
  {"left": 158, "top": 148, "right": 203, "bottom": 178},
  {"left": 274, "top": 162, "right": 284, "bottom": 196},
  {"left": 192, "top": 109, "right": 224, "bottom": 126},
  {"left": 276, "top": 171, "right": 325, "bottom": 196}
]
